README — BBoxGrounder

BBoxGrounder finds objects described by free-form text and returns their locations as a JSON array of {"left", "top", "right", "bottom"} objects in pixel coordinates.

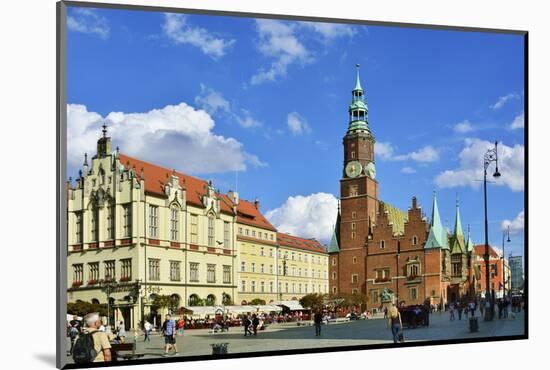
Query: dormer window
[{"left": 379, "top": 240, "right": 385, "bottom": 249}]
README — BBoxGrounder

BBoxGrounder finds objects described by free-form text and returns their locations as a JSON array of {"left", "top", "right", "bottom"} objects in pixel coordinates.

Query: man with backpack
[{"left": 72, "top": 312, "right": 112, "bottom": 363}]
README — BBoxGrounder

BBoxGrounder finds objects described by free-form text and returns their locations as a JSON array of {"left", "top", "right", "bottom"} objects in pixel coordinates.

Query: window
[
  {"left": 123, "top": 205, "right": 131, "bottom": 238},
  {"left": 170, "top": 261, "right": 181, "bottom": 281},
  {"left": 241, "top": 280, "right": 246, "bottom": 292},
  {"left": 375, "top": 268, "right": 390, "bottom": 282},
  {"left": 452, "top": 255, "right": 462, "bottom": 276},
  {"left": 106, "top": 206, "right": 115, "bottom": 240},
  {"left": 285, "top": 282, "right": 289, "bottom": 293},
  {"left": 318, "top": 256, "right": 321, "bottom": 264},
  {"left": 260, "top": 264, "right": 265, "bottom": 273},
  {"left": 73, "top": 264, "right": 83, "bottom": 283},
  {"left": 88, "top": 262, "right": 99, "bottom": 282},
  {"left": 252, "top": 230, "right": 256, "bottom": 237},
  {"left": 238, "top": 227, "right": 243, "bottom": 235},
  {"left": 408, "top": 263, "right": 420, "bottom": 278},
  {"left": 223, "top": 265, "right": 231, "bottom": 284},
  {"left": 149, "top": 259, "right": 160, "bottom": 281},
  {"left": 292, "top": 283, "right": 296, "bottom": 293},
  {"left": 332, "top": 272, "right": 337, "bottom": 280},
  {"left": 278, "top": 265, "right": 282, "bottom": 275},
  {"left": 298, "top": 268, "right": 302, "bottom": 277},
  {"left": 351, "top": 151, "right": 355, "bottom": 159},
  {"left": 260, "top": 247, "right": 264, "bottom": 256},
  {"left": 251, "top": 281, "right": 256, "bottom": 292},
  {"left": 148, "top": 205, "right": 158, "bottom": 238},
  {"left": 270, "top": 281, "right": 274, "bottom": 292},
  {"left": 270, "top": 234, "right": 274, "bottom": 240},
  {"left": 379, "top": 240, "right": 385, "bottom": 249},
  {"left": 245, "top": 229, "right": 249, "bottom": 236},
  {"left": 104, "top": 260, "right": 115, "bottom": 280},
  {"left": 412, "top": 235, "right": 418, "bottom": 245},
  {"left": 207, "top": 264, "right": 216, "bottom": 283},
  {"left": 352, "top": 257, "right": 357, "bottom": 264},
  {"left": 351, "top": 222, "right": 356, "bottom": 230},
  {"left": 352, "top": 288, "right": 358, "bottom": 294},
  {"left": 349, "top": 185, "right": 358, "bottom": 197},
  {"left": 241, "top": 261, "right": 246, "bottom": 272},
  {"left": 190, "top": 214, "right": 198, "bottom": 244},
  {"left": 251, "top": 263, "right": 256, "bottom": 273},
  {"left": 208, "top": 214, "right": 215, "bottom": 247},
  {"left": 291, "top": 252, "right": 295, "bottom": 260},
  {"left": 224, "top": 221, "right": 231, "bottom": 248},
  {"left": 170, "top": 207, "right": 179, "bottom": 241},
  {"left": 304, "top": 255, "right": 308, "bottom": 263},
  {"left": 298, "top": 253, "right": 302, "bottom": 261},
  {"left": 75, "top": 212, "right": 83, "bottom": 243},
  {"left": 352, "top": 274, "right": 359, "bottom": 284},
  {"left": 352, "top": 211, "right": 357, "bottom": 219},
  {"left": 264, "top": 233, "right": 268, "bottom": 239},
  {"left": 190, "top": 263, "right": 199, "bottom": 282},
  {"left": 260, "top": 281, "right": 265, "bottom": 292},
  {"left": 292, "top": 267, "right": 296, "bottom": 276},
  {"left": 270, "top": 265, "right": 274, "bottom": 274},
  {"left": 299, "top": 283, "right": 302, "bottom": 293},
  {"left": 121, "top": 259, "right": 132, "bottom": 280},
  {"left": 410, "top": 287, "right": 418, "bottom": 300},
  {"left": 370, "top": 289, "right": 379, "bottom": 304},
  {"left": 269, "top": 248, "right": 273, "bottom": 257},
  {"left": 351, "top": 231, "right": 356, "bottom": 239},
  {"left": 90, "top": 208, "right": 98, "bottom": 241}
]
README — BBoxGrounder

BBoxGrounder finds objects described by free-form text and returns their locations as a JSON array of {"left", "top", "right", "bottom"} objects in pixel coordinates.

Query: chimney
[
  {"left": 412, "top": 196, "right": 417, "bottom": 209},
  {"left": 254, "top": 198, "right": 260, "bottom": 210}
]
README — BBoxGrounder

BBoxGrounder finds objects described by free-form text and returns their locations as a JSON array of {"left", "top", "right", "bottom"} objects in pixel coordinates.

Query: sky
[{"left": 65, "top": 6, "right": 525, "bottom": 262}]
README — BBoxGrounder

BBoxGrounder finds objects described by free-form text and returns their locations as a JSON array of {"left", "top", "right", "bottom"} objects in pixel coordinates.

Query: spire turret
[
  {"left": 425, "top": 191, "right": 449, "bottom": 249},
  {"left": 450, "top": 195, "right": 466, "bottom": 254}
]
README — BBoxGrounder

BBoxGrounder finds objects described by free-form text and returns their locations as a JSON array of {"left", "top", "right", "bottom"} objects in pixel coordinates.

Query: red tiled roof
[
  {"left": 473, "top": 244, "right": 501, "bottom": 258},
  {"left": 277, "top": 232, "right": 327, "bottom": 254},
  {"left": 237, "top": 199, "right": 277, "bottom": 231},
  {"left": 117, "top": 154, "right": 277, "bottom": 230}
]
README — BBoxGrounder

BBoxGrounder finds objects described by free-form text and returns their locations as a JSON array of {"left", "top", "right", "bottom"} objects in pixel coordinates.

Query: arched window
[
  {"left": 91, "top": 298, "right": 100, "bottom": 305},
  {"left": 90, "top": 206, "right": 98, "bottom": 242},
  {"left": 412, "top": 235, "right": 418, "bottom": 245},
  {"left": 188, "top": 294, "right": 201, "bottom": 306},
  {"left": 206, "top": 294, "right": 216, "bottom": 306},
  {"left": 98, "top": 168, "right": 105, "bottom": 186},
  {"left": 208, "top": 213, "right": 215, "bottom": 247},
  {"left": 170, "top": 205, "right": 179, "bottom": 241}
]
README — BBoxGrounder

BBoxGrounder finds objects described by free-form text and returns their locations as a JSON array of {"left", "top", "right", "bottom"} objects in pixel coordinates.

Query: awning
[
  {"left": 272, "top": 300, "right": 306, "bottom": 310},
  {"left": 185, "top": 306, "right": 216, "bottom": 316},
  {"left": 225, "top": 305, "right": 255, "bottom": 314},
  {"left": 254, "top": 305, "right": 282, "bottom": 313}
]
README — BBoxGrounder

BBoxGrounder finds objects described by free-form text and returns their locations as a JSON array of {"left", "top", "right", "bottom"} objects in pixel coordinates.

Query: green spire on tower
[
  {"left": 347, "top": 64, "right": 370, "bottom": 135},
  {"left": 450, "top": 195, "right": 466, "bottom": 254}
]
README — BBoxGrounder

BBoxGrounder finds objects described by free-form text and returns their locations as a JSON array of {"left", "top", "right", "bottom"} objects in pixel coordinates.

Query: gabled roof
[
  {"left": 118, "top": 153, "right": 277, "bottom": 231},
  {"left": 383, "top": 202, "right": 408, "bottom": 236},
  {"left": 473, "top": 244, "right": 501, "bottom": 259},
  {"left": 277, "top": 232, "right": 327, "bottom": 254},
  {"left": 425, "top": 192, "right": 449, "bottom": 249}
]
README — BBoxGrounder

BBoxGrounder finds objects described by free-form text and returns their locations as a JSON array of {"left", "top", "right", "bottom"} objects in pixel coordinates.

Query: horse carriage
[{"left": 399, "top": 305, "right": 429, "bottom": 328}]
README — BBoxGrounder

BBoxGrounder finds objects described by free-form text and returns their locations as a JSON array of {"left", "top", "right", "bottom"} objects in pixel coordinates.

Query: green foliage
[
  {"left": 299, "top": 293, "right": 326, "bottom": 311},
  {"left": 152, "top": 294, "right": 180, "bottom": 311},
  {"left": 248, "top": 298, "right": 266, "bottom": 305},
  {"left": 67, "top": 301, "right": 108, "bottom": 317}
]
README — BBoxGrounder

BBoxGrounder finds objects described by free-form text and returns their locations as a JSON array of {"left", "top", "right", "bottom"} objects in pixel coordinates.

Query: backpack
[{"left": 72, "top": 331, "right": 98, "bottom": 364}]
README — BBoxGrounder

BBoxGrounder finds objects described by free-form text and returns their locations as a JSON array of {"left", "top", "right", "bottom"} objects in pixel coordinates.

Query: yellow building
[{"left": 67, "top": 128, "right": 329, "bottom": 329}]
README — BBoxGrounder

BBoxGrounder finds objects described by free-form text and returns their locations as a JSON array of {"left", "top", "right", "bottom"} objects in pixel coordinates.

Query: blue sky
[{"left": 66, "top": 6, "right": 525, "bottom": 260}]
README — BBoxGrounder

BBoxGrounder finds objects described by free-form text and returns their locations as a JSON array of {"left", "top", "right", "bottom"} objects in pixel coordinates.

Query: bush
[{"left": 67, "top": 301, "right": 108, "bottom": 317}]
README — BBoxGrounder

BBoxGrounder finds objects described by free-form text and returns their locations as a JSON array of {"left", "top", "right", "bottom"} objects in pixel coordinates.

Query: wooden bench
[{"left": 110, "top": 342, "right": 145, "bottom": 361}]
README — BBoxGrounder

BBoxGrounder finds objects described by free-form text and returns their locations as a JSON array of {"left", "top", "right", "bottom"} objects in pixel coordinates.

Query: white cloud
[
  {"left": 490, "top": 93, "right": 519, "bottom": 110},
  {"left": 435, "top": 138, "right": 524, "bottom": 191},
  {"left": 299, "top": 21, "right": 356, "bottom": 41},
  {"left": 376, "top": 142, "right": 439, "bottom": 163},
  {"left": 67, "top": 103, "right": 265, "bottom": 176},
  {"left": 375, "top": 141, "right": 395, "bottom": 161},
  {"left": 501, "top": 210, "right": 524, "bottom": 234},
  {"left": 67, "top": 8, "right": 110, "bottom": 39},
  {"left": 162, "top": 14, "right": 235, "bottom": 58},
  {"left": 266, "top": 192, "right": 338, "bottom": 243},
  {"left": 454, "top": 120, "right": 474, "bottom": 134},
  {"left": 510, "top": 112, "right": 524, "bottom": 129},
  {"left": 194, "top": 85, "right": 261, "bottom": 128},
  {"left": 251, "top": 19, "right": 312, "bottom": 85},
  {"left": 401, "top": 167, "right": 416, "bottom": 174},
  {"left": 287, "top": 112, "right": 311, "bottom": 135}
]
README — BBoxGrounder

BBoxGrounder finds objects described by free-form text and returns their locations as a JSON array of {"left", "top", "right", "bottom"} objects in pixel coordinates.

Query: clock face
[
  {"left": 366, "top": 162, "right": 376, "bottom": 179},
  {"left": 345, "top": 161, "right": 363, "bottom": 178}
]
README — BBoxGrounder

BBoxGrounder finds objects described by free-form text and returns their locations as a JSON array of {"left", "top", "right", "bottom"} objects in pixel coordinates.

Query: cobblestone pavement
[{"left": 66, "top": 309, "right": 525, "bottom": 363}]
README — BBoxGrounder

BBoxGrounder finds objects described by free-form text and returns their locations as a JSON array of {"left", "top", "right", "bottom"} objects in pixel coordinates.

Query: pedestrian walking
[
  {"left": 387, "top": 303, "right": 403, "bottom": 343},
  {"left": 162, "top": 314, "right": 178, "bottom": 355},
  {"left": 457, "top": 303, "right": 462, "bottom": 320},
  {"left": 177, "top": 316, "right": 185, "bottom": 336},
  {"left": 252, "top": 314, "right": 259, "bottom": 336},
  {"left": 449, "top": 303, "right": 455, "bottom": 321},
  {"left": 72, "top": 312, "right": 112, "bottom": 363},
  {"left": 116, "top": 321, "right": 126, "bottom": 343},
  {"left": 143, "top": 320, "right": 152, "bottom": 342},
  {"left": 383, "top": 306, "right": 388, "bottom": 319},
  {"left": 468, "top": 301, "right": 476, "bottom": 317},
  {"left": 313, "top": 310, "right": 323, "bottom": 336},
  {"left": 242, "top": 315, "right": 251, "bottom": 336}
]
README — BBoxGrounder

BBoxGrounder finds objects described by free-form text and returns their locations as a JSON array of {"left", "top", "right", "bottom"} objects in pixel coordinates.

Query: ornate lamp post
[
  {"left": 483, "top": 141, "right": 501, "bottom": 321},
  {"left": 502, "top": 226, "right": 511, "bottom": 299},
  {"left": 100, "top": 279, "right": 118, "bottom": 328}
]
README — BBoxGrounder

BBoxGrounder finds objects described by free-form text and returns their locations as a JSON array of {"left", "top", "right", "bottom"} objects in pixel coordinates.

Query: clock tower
[{"left": 335, "top": 65, "right": 379, "bottom": 294}]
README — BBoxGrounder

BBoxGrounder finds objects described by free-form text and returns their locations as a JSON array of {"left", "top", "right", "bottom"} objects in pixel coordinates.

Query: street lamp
[
  {"left": 502, "top": 226, "right": 511, "bottom": 299},
  {"left": 100, "top": 279, "right": 118, "bottom": 328},
  {"left": 396, "top": 237, "right": 401, "bottom": 306},
  {"left": 483, "top": 141, "right": 501, "bottom": 321}
]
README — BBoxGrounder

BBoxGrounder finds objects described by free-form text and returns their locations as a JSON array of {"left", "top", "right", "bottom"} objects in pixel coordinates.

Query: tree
[
  {"left": 152, "top": 294, "right": 180, "bottom": 313},
  {"left": 249, "top": 298, "right": 266, "bottom": 305},
  {"left": 67, "top": 301, "right": 108, "bottom": 317},
  {"left": 299, "top": 294, "right": 325, "bottom": 311}
]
